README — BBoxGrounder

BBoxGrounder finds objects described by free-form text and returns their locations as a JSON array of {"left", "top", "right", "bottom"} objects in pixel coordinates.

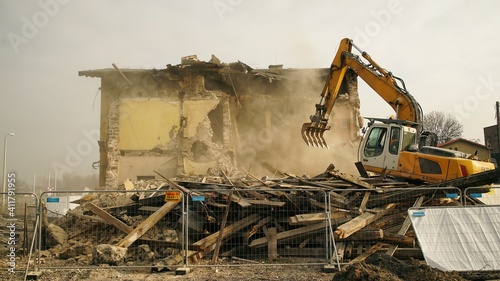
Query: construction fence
[
  {"left": 0, "top": 192, "right": 38, "bottom": 274},
  {"left": 1, "top": 185, "right": 499, "bottom": 276}
]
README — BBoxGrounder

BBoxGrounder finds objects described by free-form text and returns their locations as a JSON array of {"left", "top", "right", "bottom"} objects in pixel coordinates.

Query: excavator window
[
  {"left": 389, "top": 127, "right": 401, "bottom": 155},
  {"left": 364, "top": 127, "right": 387, "bottom": 157},
  {"left": 402, "top": 130, "right": 417, "bottom": 151}
]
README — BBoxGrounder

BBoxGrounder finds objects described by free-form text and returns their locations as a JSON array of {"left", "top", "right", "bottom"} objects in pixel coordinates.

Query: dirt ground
[{"left": 3, "top": 254, "right": 499, "bottom": 281}]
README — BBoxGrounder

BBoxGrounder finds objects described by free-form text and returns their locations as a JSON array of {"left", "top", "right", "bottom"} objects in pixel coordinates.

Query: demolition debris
[{"left": 38, "top": 165, "right": 500, "bottom": 273}]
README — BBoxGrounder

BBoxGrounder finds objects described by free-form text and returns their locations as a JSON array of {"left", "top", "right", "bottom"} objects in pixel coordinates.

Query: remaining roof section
[{"left": 78, "top": 54, "right": 328, "bottom": 80}]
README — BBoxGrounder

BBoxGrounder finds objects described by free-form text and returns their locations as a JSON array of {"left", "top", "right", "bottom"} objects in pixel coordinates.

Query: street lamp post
[{"left": 2, "top": 132, "right": 15, "bottom": 208}]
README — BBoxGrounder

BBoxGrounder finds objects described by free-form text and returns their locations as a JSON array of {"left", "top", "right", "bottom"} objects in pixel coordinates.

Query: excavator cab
[{"left": 359, "top": 119, "right": 418, "bottom": 172}]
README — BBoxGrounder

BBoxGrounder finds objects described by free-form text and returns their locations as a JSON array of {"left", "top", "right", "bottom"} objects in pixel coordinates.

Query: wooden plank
[
  {"left": 288, "top": 212, "right": 327, "bottom": 225},
  {"left": 214, "top": 188, "right": 252, "bottom": 208},
  {"left": 347, "top": 242, "right": 386, "bottom": 265},
  {"left": 355, "top": 161, "right": 370, "bottom": 178},
  {"left": 66, "top": 210, "right": 106, "bottom": 224},
  {"left": 288, "top": 211, "right": 351, "bottom": 226},
  {"left": 382, "top": 232, "right": 415, "bottom": 248},
  {"left": 189, "top": 213, "right": 261, "bottom": 261},
  {"left": 84, "top": 202, "right": 133, "bottom": 234},
  {"left": 347, "top": 229, "right": 383, "bottom": 241},
  {"left": 134, "top": 237, "right": 201, "bottom": 251},
  {"left": 335, "top": 204, "right": 395, "bottom": 239},
  {"left": 116, "top": 201, "right": 179, "bottom": 248},
  {"left": 138, "top": 206, "right": 161, "bottom": 212},
  {"left": 328, "top": 170, "right": 375, "bottom": 189},
  {"left": 195, "top": 213, "right": 261, "bottom": 250},
  {"left": 298, "top": 238, "right": 310, "bottom": 249},
  {"left": 268, "top": 227, "right": 278, "bottom": 260},
  {"left": 249, "top": 222, "right": 325, "bottom": 248},
  {"left": 247, "top": 216, "right": 272, "bottom": 239},
  {"left": 358, "top": 192, "right": 371, "bottom": 213},
  {"left": 245, "top": 199, "right": 285, "bottom": 207},
  {"left": 386, "top": 196, "right": 424, "bottom": 256},
  {"left": 336, "top": 242, "right": 345, "bottom": 262},
  {"left": 212, "top": 190, "right": 233, "bottom": 264},
  {"left": 154, "top": 170, "right": 198, "bottom": 195}
]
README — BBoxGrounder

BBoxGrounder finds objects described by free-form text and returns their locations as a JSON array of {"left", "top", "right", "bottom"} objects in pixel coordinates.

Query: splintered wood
[{"left": 61, "top": 168, "right": 474, "bottom": 267}]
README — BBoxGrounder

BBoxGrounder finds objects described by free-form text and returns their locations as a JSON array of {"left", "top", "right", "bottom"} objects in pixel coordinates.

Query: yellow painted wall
[
  {"left": 119, "top": 99, "right": 180, "bottom": 150},
  {"left": 118, "top": 156, "right": 177, "bottom": 182},
  {"left": 183, "top": 99, "right": 220, "bottom": 137}
]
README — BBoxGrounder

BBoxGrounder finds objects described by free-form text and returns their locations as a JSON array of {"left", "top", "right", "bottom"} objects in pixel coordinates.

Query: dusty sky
[{"left": 1, "top": 0, "right": 499, "bottom": 183}]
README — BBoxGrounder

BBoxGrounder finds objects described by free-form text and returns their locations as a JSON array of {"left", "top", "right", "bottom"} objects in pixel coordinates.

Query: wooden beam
[
  {"left": 347, "top": 242, "right": 386, "bottom": 265},
  {"left": 247, "top": 216, "right": 272, "bottom": 239},
  {"left": 328, "top": 170, "right": 375, "bottom": 189},
  {"left": 212, "top": 190, "right": 233, "bottom": 264},
  {"left": 249, "top": 222, "right": 325, "bottom": 248},
  {"left": 195, "top": 213, "right": 261, "bottom": 251},
  {"left": 84, "top": 202, "right": 133, "bottom": 234},
  {"left": 154, "top": 170, "right": 194, "bottom": 195},
  {"left": 66, "top": 210, "right": 106, "bottom": 224},
  {"left": 245, "top": 199, "right": 285, "bottom": 207},
  {"left": 359, "top": 192, "right": 371, "bottom": 213},
  {"left": 386, "top": 196, "right": 424, "bottom": 256},
  {"left": 335, "top": 204, "right": 395, "bottom": 239},
  {"left": 116, "top": 201, "right": 179, "bottom": 248},
  {"left": 267, "top": 227, "right": 278, "bottom": 260},
  {"left": 189, "top": 213, "right": 261, "bottom": 261}
]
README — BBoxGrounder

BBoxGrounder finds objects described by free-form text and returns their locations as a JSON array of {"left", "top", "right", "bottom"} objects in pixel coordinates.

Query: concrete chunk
[{"left": 92, "top": 244, "right": 127, "bottom": 265}]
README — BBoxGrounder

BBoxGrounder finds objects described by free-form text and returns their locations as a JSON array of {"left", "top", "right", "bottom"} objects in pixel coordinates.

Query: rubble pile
[{"left": 39, "top": 164, "right": 489, "bottom": 272}]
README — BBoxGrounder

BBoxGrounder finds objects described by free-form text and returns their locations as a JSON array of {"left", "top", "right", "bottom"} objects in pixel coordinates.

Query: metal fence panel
[
  {"left": 22, "top": 185, "right": 490, "bottom": 274},
  {"left": 37, "top": 189, "right": 185, "bottom": 271},
  {"left": 0, "top": 192, "right": 38, "bottom": 277},
  {"left": 184, "top": 188, "right": 329, "bottom": 268},
  {"left": 327, "top": 186, "right": 462, "bottom": 268},
  {"left": 464, "top": 185, "right": 500, "bottom": 206}
]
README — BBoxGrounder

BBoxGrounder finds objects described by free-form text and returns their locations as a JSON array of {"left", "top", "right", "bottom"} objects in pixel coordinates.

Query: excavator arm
[{"left": 302, "top": 38, "right": 423, "bottom": 148}]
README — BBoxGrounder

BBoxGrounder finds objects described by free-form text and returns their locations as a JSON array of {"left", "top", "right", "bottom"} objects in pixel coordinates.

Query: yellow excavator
[{"left": 301, "top": 38, "right": 495, "bottom": 184}]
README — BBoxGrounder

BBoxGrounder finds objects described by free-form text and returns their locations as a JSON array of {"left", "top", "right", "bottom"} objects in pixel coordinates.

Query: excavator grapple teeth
[
  {"left": 301, "top": 123, "right": 328, "bottom": 149},
  {"left": 301, "top": 123, "right": 312, "bottom": 146},
  {"left": 319, "top": 129, "right": 329, "bottom": 149}
]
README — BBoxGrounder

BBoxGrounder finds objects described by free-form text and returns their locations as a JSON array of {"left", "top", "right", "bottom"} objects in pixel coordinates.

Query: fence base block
[
  {"left": 26, "top": 271, "right": 43, "bottom": 280},
  {"left": 323, "top": 265, "right": 339, "bottom": 273},
  {"left": 175, "top": 267, "right": 191, "bottom": 275}
]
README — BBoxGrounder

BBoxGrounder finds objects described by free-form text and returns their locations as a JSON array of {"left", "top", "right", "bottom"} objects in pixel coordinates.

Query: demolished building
[{"left": 79, "top": 55, "right": 363, "bottom": 189}]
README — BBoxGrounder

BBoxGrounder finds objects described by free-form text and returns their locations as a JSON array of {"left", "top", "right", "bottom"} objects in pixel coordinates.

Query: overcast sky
[{"left": 1, "top": 0, "right": 499, "bottom": 184}]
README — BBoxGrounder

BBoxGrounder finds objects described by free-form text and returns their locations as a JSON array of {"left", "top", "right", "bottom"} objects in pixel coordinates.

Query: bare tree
[{"left": 423, "top": 111, "right": 463, "bottom": 144}]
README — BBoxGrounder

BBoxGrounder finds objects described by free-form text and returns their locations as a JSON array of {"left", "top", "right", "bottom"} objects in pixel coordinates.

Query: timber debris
[{"left": 42, "top": 166, "right": 497, "bottom": 269}]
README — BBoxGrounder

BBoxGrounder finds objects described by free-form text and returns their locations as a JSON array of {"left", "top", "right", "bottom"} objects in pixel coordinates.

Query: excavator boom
[{"left": 302, "top": 38, "right": 422, "bottom": 147}]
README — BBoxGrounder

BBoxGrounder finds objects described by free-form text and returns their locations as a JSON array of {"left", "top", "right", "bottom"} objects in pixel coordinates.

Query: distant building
[
  {"left": 484, "top": 125, "right": 499, "bottom": 154},
  {"left": 484, "top": 124, "right": 500, "bottom": 167},
  {"left": 437, "top": 138, "right": 490, "bottom": 161}
]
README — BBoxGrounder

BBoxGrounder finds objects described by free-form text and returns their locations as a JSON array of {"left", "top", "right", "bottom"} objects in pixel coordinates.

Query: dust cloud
[{"left": 232, "top": 68, "right": 362, "bottom": 177}]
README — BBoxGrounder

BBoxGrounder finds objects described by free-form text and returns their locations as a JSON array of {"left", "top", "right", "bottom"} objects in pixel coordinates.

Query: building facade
[{"left": 80, "top": 56, "right": 363, "bottom": 189}]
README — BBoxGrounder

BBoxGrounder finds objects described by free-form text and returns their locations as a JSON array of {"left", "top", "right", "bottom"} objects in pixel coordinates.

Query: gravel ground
[{"left": 4, "top": 254, "right": 499, "bottom": 281}]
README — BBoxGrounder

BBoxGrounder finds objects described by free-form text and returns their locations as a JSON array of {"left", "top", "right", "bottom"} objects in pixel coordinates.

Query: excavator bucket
[{"left": 301, "top": 123, "right": 329, "bottom": 148}]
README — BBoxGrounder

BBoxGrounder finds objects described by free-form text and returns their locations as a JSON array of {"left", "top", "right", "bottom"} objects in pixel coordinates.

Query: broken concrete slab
[
  {"left": 92, "top": 244, "right": 128, "bottom": 266},
  {"left": 45, "top": 224, "right": 68, "bottom": 248}
]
